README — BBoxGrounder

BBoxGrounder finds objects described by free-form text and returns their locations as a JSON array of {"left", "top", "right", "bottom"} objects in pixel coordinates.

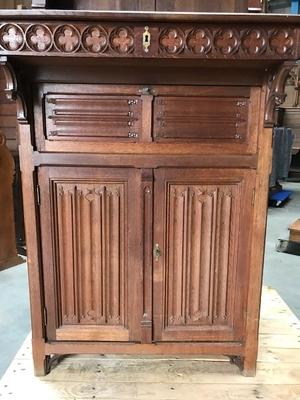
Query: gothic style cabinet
[{"left": 0, "top": 5, "right": 299, "bottom": 377}]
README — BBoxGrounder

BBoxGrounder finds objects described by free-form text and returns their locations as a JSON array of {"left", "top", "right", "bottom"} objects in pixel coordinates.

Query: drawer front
[
  {"left": 36, "top": 84, "right": 259, "bottom": 154},
  {"left": 153, "top": 95, "right": 249, "bottom": 142},
  {"left": 44, "top": 93, "right": 141, "bottom": 141}
]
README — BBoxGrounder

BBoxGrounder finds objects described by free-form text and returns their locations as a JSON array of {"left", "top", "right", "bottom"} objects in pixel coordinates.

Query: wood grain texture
[
  {"left": 18, "top": 123, "right": 46, "bottom": 376},
  {"left": 0, "top": 21, "right": 298, "bottom": 60},
  {"left": 153, "top": 168, "right": 255, "bottom": 342},
  {"left": 32, "top": 0, "right": 250, "bottom": 12},
  {"left": 0, "top": 67, "right": 17, "bottom": 152},
  {"left": 35, "top": 83, "right": 260, "bottom": 154},
  {"left": 2, "top": 9, "right": 296, "bottom": 377},
  {"left": 243, "top": 81, "right": 274, "bottom": 377},
  {"left": 38, "top": 167, "right": 143, "bottom": 342},
  {"left": 0, "top": 131, "right": 21, "bottom": 270}
]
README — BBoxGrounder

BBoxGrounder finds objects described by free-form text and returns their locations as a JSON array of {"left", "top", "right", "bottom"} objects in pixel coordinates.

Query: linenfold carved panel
[
  {"left": 165, "top": 184, "right": 239, "bottom": 328},
  {"left": 0, "top": 21, "right": 297, "bottom": 59},
  {"left": 53, "top": 181, "right": 126, "bottom": 327},
  {"left": 44, "top": 92, "right": 141, "bottom": 141},
  {"left": 154, "top": 96, "right": 249, "bottom": 141}
]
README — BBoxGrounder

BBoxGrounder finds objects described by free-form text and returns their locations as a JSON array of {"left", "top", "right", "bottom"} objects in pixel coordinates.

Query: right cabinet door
[{"left": 153, "top": 168, "right": 256, "bottom": 342}]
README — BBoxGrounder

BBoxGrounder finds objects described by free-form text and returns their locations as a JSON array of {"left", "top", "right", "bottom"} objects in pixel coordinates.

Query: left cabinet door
[{"left": 38, "top": 166, "right": 143, "bottom": 342}]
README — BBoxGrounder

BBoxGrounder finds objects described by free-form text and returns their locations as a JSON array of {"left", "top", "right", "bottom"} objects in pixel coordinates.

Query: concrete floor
[
  {"left": 263, "top": 182, "right": 300, "bottom": 319},
  {"left": 0, "top": 182, "right": 299, "bottom": 378}
]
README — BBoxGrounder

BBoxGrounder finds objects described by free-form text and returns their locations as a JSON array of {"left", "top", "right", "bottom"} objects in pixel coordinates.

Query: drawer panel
[
  {"left": 44, "top": 93, "right": 141, "bottom": 141},
  {"left": 153, "top": 95, "right": 249, "bottom": 142}
]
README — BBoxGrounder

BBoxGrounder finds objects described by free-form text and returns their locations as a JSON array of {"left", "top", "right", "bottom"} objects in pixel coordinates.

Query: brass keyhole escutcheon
[
  {"left": 153, "top": 243, "right": 162, "bottom": 262},
  {"left": 143, "top": 26, "right": 151, "bottom": 53}
]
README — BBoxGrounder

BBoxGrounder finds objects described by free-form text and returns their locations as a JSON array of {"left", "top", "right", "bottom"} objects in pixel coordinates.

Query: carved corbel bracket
[
  {"left": 264, "top": 61, "right": 298, "bottom": 127},
  {"left": 0, "top": 56, "right": 28, "bottom": 124}
]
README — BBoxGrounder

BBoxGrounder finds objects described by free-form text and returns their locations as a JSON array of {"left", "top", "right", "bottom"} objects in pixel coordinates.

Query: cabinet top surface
[{"left": 0, "top": 10, "right": 300, "bottom": 23}]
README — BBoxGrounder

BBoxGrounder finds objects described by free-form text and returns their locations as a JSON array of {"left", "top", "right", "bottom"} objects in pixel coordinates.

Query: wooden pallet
[{"left": 1, "top": 287, "right": 300, "bottom": 400}]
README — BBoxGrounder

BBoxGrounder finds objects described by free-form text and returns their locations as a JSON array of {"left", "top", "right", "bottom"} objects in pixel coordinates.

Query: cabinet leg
[
  {"left": 33, "top": 353, "right": 50, "bottom": 377},
  {"left": 242, "top": 355, "right": 257, "bottom": 377},
  {"left": 229, "top": 355, "right": 257, "bottom": 377}
]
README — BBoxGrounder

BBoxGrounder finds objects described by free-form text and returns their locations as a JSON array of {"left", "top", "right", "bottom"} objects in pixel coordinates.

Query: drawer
[
  {"left": 36, "top": 84, "right": 259, "bottom": 155},
  {"left": 44, "top": 92, "right": 142, "bottom": 142},
  {"left": 153, "top": 88, "right": 250, "bottom": 143}
]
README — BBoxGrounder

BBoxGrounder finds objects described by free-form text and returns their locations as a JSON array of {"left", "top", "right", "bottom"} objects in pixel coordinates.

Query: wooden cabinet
[{"left": 0, "top": 9, "right": 298, "bottom": 377}]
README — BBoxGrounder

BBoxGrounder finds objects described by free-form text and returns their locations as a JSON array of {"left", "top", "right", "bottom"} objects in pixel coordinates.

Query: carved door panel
[
  {"left": 153, "top": 168, "right": 256, "bottom": 342},
  {"left": 39, "top": 167, "right": 142, "bottom": 342}
]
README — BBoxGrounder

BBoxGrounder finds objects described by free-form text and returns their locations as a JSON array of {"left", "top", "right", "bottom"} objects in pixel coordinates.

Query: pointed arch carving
[{"left": 264, "top": 61, "right": 298, "bottom": 127}]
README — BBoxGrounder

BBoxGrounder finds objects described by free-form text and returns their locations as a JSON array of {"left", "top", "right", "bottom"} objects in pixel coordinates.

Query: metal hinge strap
[
  {"left": 251, "top": 188, "right": 256, "bottom": 206},
  {"left": 43, "top": 307, "right": 47, "bottom": 326},
  {"left": 36, "top": 185, "right": 40, "bottom": 206}
]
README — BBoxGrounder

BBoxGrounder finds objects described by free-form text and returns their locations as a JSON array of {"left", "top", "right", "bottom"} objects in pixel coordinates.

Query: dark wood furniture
[
  {"left": 0, "top": 6, "right": 298, "bottom": 377},
  {"left": 0, "top": 132, "right": 23, "bottom": 270},
  {"left": 0, "top": 67, "right": 26, "bottom": 251},
  {"left": 32, "top": 0, "right": 265, "bottom": 12}
]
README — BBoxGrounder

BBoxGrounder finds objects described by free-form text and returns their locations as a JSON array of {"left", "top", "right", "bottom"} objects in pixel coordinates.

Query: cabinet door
[
  {"left": 153, "top": 168, "right": 255, "bottom": 342},
  {"left": 39, "top": 167, "right": 142, "bottom": 342}
]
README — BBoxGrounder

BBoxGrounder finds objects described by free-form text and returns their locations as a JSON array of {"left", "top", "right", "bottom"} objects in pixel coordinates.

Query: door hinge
[
  {"left": 43, "top": 307, "right": 47, "bottom": 326},
  {"left": 36, "top": 184, "right": 41, "bottom": 206}
]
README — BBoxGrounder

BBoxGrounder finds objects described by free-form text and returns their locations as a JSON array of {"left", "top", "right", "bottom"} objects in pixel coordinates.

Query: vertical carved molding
[
  {"left": 141, "top": 169, "right": 153, "bottom": 344},
  {"left": 186, "top": 189, "right": 216, "bottom": 325},
  {"left": 265, "top": 61, "right": 297, "bottom": 127},
  {"left": 213, "top": 190, "right": 234, "bottom": 323},
  {"left": 167, "top": 186, "right": 188, "bottom": 326}
]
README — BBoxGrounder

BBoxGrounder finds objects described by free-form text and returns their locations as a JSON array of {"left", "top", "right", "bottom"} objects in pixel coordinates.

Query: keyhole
[{"left": 145, "top": 34, "right": 149, "bottom": 43}]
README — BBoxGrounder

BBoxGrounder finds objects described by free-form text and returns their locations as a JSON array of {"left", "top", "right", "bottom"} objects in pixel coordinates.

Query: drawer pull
[{"left": 128, "top": 132, "right": 138, "bottom": 138}]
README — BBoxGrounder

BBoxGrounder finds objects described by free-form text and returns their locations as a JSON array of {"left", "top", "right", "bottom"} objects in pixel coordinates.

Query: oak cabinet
[{"left": 1, "top": 9, "right": 297, "bottom": 378}]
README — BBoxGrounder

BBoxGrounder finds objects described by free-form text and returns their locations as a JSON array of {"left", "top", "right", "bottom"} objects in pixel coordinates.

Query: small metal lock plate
[{"left": 143, "top": 26, "right": 151, "bottom": 53}]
